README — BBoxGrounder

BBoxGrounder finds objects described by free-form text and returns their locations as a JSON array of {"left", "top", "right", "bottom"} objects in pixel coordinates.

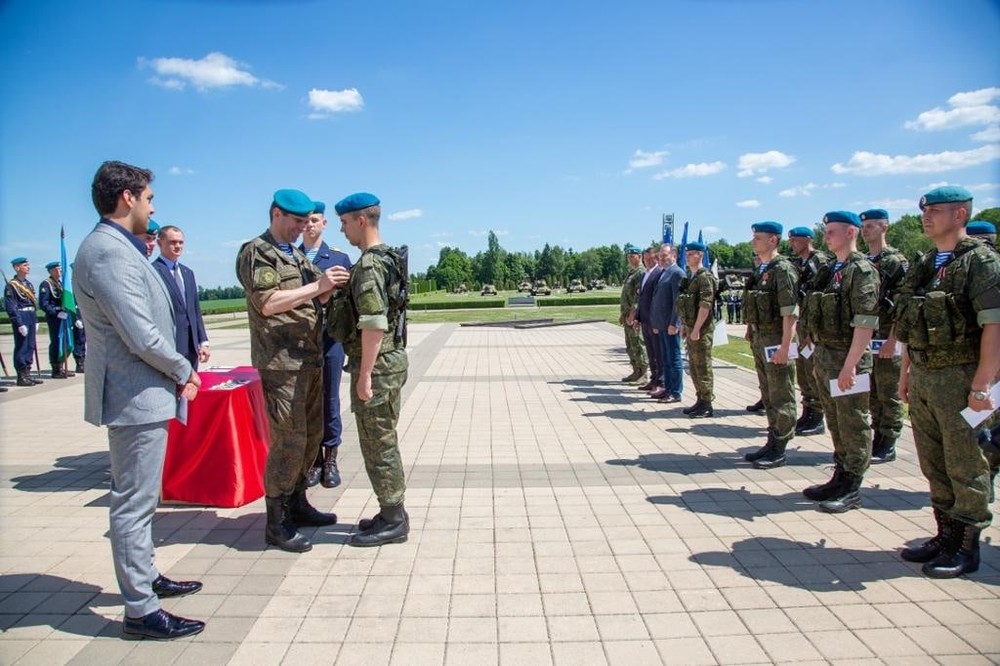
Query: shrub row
[
  {"left": 408, "top": 300, "right": 505, "bottom": 311},
  {"left": 537, "top": 296, "right": 620, "bottom": 307}
]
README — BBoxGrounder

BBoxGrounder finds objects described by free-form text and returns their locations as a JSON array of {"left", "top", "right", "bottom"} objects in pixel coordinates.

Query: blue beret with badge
[
  {"left": 272, "top": 189, "right": 315, "bottom": 216},
  {"left": 752, "top": 221, "right": 783, "bottom": 235},
  {"left": 920, "top": 185, "right": 973, "bottom": 209},
  {"left": 788, "top": 226, "right": 814, "bottom": 239},
  {"left": 685, "top": 241, "right": 707, "bottom": 252},
  {"left": 10, "top": 256, "right": 28, "bottom": 266},
  {"left": 968, "top": 220, "right": 997, "bottom": 235},
  {"left": 45, "top": 261, "right": 60, "bottom": 270},
  {"left": 823, "top": 211, "right": 861, "bottom": 227},
  {"left": 146, "top": 219, "right": 160, "bottom": 234},
  {"left": 334, "top": 192, "right": 380, "bottom": 216},
  {"left": 312, "top": 201, "right": 326, "bottom": 215},
  {"left": 859, "top": 209, "right": 889, "bottom": 221},
  {"left": 624, "top": 243, "right": 641, "bottom": 255}
]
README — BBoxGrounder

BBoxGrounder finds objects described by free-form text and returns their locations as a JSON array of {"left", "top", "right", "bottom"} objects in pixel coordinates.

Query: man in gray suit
[{"left": 73, "top": 161, "right": 205, "bottom": 641}]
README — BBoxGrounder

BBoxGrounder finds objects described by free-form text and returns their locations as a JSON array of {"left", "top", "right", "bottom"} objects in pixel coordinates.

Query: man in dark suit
[
  {"left": 152, "top": 226, "right": 210, "bottom": 369},
  {"left": 635, "top": 247, "right": 664, "bottom": 393}
]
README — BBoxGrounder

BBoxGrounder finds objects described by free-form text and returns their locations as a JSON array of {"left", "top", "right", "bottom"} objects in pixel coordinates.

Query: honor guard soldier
[
  {"left": 788, "top": 226, "right": 832, "bottom": 436},
  {"left": 967, "top": 220, "right": 997, "bottom": 250},
  {"left": 38, "top": 260, "right": 76, "bottom": 378},
  {"left": 896, "top": 186, "right": 1000, "bottom": 578},
  {"left": 860, "top": 209, "right": 909, "bottom": 463},
  {"left": 5, "top": 257, "right": 43, "bottom": 386},
  {"left": 677, "top": 241, "right": 717, "bottom": 417},
  {"left": 743, "top": 222, "right": 799, "bottom": 468},
  {"left": 619, "top": 244, "right": 648, "bottom": 382},
  {"left": 236, "top": 189, "right": 349, "bottom": 553},
  {"left": 802, "top": 211, "right": 880, "bottom": 512}
]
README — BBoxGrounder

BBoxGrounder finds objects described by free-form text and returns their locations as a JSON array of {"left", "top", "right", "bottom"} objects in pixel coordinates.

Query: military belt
[{"left": 907, "top": 346, "right": 978, "bottom": 369}]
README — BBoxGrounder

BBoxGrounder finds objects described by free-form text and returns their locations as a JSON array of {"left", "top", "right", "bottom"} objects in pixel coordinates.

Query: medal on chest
[{"left": 931, "top": 266, "right": 946, "bottom": 289}]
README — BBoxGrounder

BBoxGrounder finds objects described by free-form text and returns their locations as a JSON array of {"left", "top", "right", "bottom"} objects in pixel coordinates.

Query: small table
[{"left": 163, "top": 366, "right": 270, "bottom": 507}]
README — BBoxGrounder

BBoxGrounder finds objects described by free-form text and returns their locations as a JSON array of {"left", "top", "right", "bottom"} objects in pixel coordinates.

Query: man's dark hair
[
  {"left": 158, "top": 224, "right": 182, "bottom": 236},
  {"left": 91, "top": 161, "right": 154, "bottom": 216}
]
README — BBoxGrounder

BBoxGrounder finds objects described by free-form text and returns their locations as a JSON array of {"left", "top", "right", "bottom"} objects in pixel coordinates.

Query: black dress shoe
[
  {"left": 122, "top": 609, "right": 205, "bottom": 640},
  {"left": 152, "top": 575, "right": 202, "bottom": 599}
]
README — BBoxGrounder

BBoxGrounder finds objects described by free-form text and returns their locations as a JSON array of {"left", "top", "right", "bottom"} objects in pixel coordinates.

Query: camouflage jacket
[
  {"left": 345, "top": 244, "right": 408, "bottom": 376},
  {"left": 236, "top": 229, "right": 324, "bottom": 370},
  {"left": 742, "top": 256, "right": 799, "bottom": 336},
  {"left": 620, "top": 265, "right": 644, "bottom": 318},
  {"left": 677, "top": 268, "right": 718, "bottom": 334},
  {"left": 867, "top": 246, "right": 908, "bottom": 336},
  {"left": 807, "top": 252, "right": 880, "bottom": 349}
]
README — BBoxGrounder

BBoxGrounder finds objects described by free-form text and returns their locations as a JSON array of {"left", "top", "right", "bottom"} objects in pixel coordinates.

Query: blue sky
[{"left": 2, "top": 0, "right": 998, "bottom": 288}]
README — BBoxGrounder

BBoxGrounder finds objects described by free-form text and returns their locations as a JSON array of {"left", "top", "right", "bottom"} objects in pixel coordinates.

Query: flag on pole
[
  {"left": 59, "top": 226, "right": 76, "bottom": 360},
  {"left": 678, "top": 221, "right": 689, "bottom": 271},
  {"left": 697, "top": 230, "right": 710, "bottom": 268}
]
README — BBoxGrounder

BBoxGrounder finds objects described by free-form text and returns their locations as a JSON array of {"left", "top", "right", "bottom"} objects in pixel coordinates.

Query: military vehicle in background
[
  {"left": 721, "top": 270, "right": 752, "bottom": 291},
  {"left": 566, "top": 279, "right": 586, "bottom": 293},
  {"left": 517, "top": 279, "right": 533, "bottom": 293},
  {"left": 587, "top": 279, "right": 607, "bottom": 290},
  {"left": 481, "top": 284, "right": 498, "bottom": 296},
  {"left": 530, "top": 279, "right": 551, "bottom": 296},
  {"left": 453, "top": 283, "right": 469, "bottom": 294}
]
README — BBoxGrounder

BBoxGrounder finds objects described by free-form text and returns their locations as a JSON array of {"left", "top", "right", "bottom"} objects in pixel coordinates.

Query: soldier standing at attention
[
  {"left": 803, "top": 211, "right": 879, "bottom": 513},
  {"left": 859, "top": 209, "right": 909, "bottom": 463},
  {"left": 677, "top": 241, "right": 717, "bottom": 418},
  {"left": 788, "top": 226, "right": 832, "bottom": 437},
  {"left": 5, "top": 257, "right": 43, "bottom": 386},
  {"left": 300, "top": 201, "right": 353, "bottom": 489},
  {"left": 38, "top": 261, "right": 76, "bottom": 379},
  {"left": 742, "top": 222, "right": 799, "bottom": 469},
  {"left": 619, "top": 244, "right": 647, "bottom": 383},
  {"left": 896, "top": 186, "right": 999, "bottom": 578},
  {"left": 332, "top": 192, "right": 411, "bottom": 547},
  {"left": 236, "top": 189, "right": 349, "bottom": 553}
]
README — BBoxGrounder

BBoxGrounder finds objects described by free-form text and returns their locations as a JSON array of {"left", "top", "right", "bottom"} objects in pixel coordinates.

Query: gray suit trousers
[{"left": 108, "top": 422, "right": 167, "bottom": 618}]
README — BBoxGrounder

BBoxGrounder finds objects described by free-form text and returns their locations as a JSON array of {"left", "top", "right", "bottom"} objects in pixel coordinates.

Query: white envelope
[
  {"left": 800, "top": 343, "right": 814, "bottom": 359},
  {"left": 871, "top": 339, "right": 902, "bottom": 357},
  {"left": 830, "top": 372, "right": 871, "bottom": 397},
  {"left": 766, "top": 343, "right": 799, "bottom": 362},
  {"left": 961, "top": 383, "right": 1000, "bottom": 429}
]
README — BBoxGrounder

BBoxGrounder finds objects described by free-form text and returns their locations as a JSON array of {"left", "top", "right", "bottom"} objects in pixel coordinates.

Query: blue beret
[
  {"left": 920, "top": 185, "right": 973, "bottom": 209},
  {"left": 312, "top": 201, "right": 326, "bottom": 215},
  {"left": 968, "top": 221, "right": 997, "bottom": 235},
  {"left": 272, "top": 189, "right": 315, "bottom": 217},
  {"left": 624, "top": 243, "right": 641, "bottom": 255},
  {"left": 10, "top": 256, "right": 28, "bottom": 266},
  {"left": 823, "top": 211, "right": 861, "bottom": 227},
  {"left": 859, "top": 209, "right": 889, "bottom": 222},
  {"left": 45, "top": 261, "right": 60, "bottom": 270},
  {"left": 685, "top": 241, "right": 707, "bottom": 252},
  {"left": 752, "top": 221, "right": 783, "bottom": 235},
  {"left": 146, "top": 219, "right": 160, "bottom": 234},
  {"left": 334, "top": 192, "right": 380, "bottom": 216},
  {"left": 788, "top": 227, "right": 814, "bottom": 239}
]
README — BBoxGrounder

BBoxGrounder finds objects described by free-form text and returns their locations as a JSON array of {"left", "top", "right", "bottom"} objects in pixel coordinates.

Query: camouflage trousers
[
  {"left": 751, "top": 331, "right": 797, "bottom": 443},
  {"left": 814, "top": 345, "right": 873, "bottom": 477},
  {"left": 260, "top": 369, "right": 324, "bottom": 497},
  {"left": 350, "top": 370, "right": 408, "bottom": 507},
  {"left": 870, "top": 354, "right": 904, "bottom": 440},
  {"left": 909, "top": 363, "right": 992, "bottom": 529},
  {"left": 794, "top": 348, "right": 824, "bottom": 414},
  {"left": 623, "top": 324, "right": 647, "bottom": 374},
  {"left": 686, "top": 332, "right": 714, "bottom": 402}
]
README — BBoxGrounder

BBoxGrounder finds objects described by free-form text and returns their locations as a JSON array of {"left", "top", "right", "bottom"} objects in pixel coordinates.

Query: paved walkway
[{"left": 1, "top": 322, "right": 998, "bottom": 664}]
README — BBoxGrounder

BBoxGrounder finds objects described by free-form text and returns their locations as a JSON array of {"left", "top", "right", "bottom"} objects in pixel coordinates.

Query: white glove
[
  {"left": 18, "top": 325, "right": 27, "bottom": 336},
  {"left": 75, "top": 319, "right": 84, "bottom": 330},
  {"left": 57, "top": 311, "right": 68, "bottom": 320}
]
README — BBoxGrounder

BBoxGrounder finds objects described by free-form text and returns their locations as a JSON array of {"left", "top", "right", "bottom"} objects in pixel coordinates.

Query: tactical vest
[
  {"left": 329, "top": 247, "right": 408, "bottom": 353},
  {"left": 894, "top": 238, "right": 986, "bottom": 368},
  {"left": 677, "top": 269, "right": 717, "bottom": 333},
  {"left": 805, "top": 252, "right": 874, "bottom": 349},
  {"left": 743, "top": 256, "right": 792, "bottom": 335}
]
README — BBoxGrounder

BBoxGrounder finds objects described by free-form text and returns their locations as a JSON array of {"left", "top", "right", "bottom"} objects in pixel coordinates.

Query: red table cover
[{"left": 163, "top": 366, "right": 270, "bottom": 507}]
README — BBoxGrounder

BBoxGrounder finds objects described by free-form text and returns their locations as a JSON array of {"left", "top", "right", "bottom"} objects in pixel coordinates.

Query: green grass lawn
[
  {"left": 713, "top": 335, "right": 755, "bottom": 371},
  {"left": 410, "top": 287, "right": 621, "bottom": 306},
  {"left": 409, "top": 303, "right": 620, "bottom": 325}
]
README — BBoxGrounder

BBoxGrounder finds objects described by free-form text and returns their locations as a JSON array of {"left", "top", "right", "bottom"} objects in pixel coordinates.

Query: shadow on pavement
[
  {"left": 10, "top": 451, "right": 110, "bottom": 492},
  {"left": 606, "top": 449, "right": 834, "bottom": 475},
  {"left": 0, "top": 574, "right": 121, "bottom": 637},
  {"left": 150, "top": 510, "right": 352, "bottom": 552}
]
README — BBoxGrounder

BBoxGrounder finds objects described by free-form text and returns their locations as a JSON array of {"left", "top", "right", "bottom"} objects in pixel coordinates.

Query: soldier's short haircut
[
  {"left": 350, "top": 204, "right": 381, "bottom": 226},
  {"left": 158, "top": 225, "right": 182, "bottom": 236},
  {"left": 958, "top": 202, "right": 974, "bottom": 224},
  {"left": 91, "top": 161, "right": 153, "bottom": 216}
]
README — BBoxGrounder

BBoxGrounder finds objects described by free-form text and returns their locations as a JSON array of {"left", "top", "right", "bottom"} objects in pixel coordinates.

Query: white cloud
[
  {"left": 736, "top": 199, "right": 761, "bottom": 208},
  {"left": 969, "top": 183, "right": 1000, "bottom": 192},
  {"left": 140, "top": 52, "right": 279, "bottom": 91},
  {"left": 737, "top": 150, "right": 795, "bottom": 178},
  {"left": 950, "top": 88, "right": 1000, "bottom": 108},
  {"left": 652, "top": 161, "right": 726, "bottom": 179},
  {"left": 430, "top": 232, "right": 450, "bottom": 238},
  {"left": 870, "top": 198, "right": 920, "bottom": 212},
  {"left": 755, "top": 176, "right": 773, "bottom": 184},
  {"left": 831, "top": 145, "right": 1000, "bottom": 175},
  {"left": 307, "top": 88, "right": 364, "bottom": 118},
  {"left": 972, "top": 125, "right": 1000, "bottom": 142},
  {"left": 387, "top": 208, "right": 423, "bottom": 221},
  {"left": 625, "top": 149, "right": 668, "bottom": 173},
  {"left": 779, "top": 183, "right": 817, "bottom": 197},
  {"left": 168, "top": 166, "right": 195, "bottom": 176},
  {"left": 828, "top": 182, "right": 847, "bottom": 189},
  {"left": 904, "top": 87, "right": 1000, "bottom": 131}
]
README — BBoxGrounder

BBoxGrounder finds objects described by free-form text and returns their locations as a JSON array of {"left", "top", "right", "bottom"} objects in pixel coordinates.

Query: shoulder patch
[{"left": 255, "top": 266, "right": 279, "bottom": 289}]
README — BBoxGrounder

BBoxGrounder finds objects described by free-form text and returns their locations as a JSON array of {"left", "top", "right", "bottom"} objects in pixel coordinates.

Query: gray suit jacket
[
  {"left": 650, "top": 263, "right": 685, "bottom": 331},
  {"left": 73, "top": 222, "right": 192, "bottom": 426}
]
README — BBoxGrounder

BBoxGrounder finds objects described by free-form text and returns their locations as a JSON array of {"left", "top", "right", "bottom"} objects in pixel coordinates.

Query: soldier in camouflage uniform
[
  {"left": 788, "top": 226, "right": 832, "bottom": 437},
  {"left": 802, "top": 211, "right": 880, "bottom": 513},
  {"left": 236, "top": 189, "right": 349, "bottom": 553},
  {"left": 743, "top": 222, "right": 800, "bottom": 469},
  {"left": 333, "top": 192, "right": 411, "bottom": 547},
  {"left": 619, "top": 244, "right": 647, "bottom": 382},
  {"left": 895, "top": 186, "right": 1000, "bottom": 578},
  {"left": 677, "top": 242, "right": 717, "bottom": 418},
  {"left": 860, "top": 209, "right": 909, "bottom": 463}
]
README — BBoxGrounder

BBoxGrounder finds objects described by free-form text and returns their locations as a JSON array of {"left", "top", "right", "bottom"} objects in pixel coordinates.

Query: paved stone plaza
[{"left": 1, "top": 320, "right": 999, "bottom": 664}]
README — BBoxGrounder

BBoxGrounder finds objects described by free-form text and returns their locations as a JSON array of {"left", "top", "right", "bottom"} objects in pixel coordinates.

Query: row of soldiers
[
  {"left": 620, "top": 185, "right": 999, "bottom": 579},
  {"left": 3, "top": 258, "right": 86, "bottom": 388}
]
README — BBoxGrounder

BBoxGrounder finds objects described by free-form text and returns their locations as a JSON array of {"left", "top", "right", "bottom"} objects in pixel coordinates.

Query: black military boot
[
  {"left": 746, "top": 399, "right": 765, "bottom": 414},
  {"left": 795, "top": 408, "right": 825, "bottom": 436},
  {"left": 304, "top": 450, "right": 322, "bottom": 488},
  {"left": 752, "top": 438, "right": 788, "bottom": 469},
  {"left": 744, "top": 431, "right": 775, "bottom": 462},
  {"left": 871, "top": 434, "right": 896, "bottom": 464},
  {"left": 622, "top": 367, "right": 644, "bottom": 382},
  {"left": 27, "top": 369, "right": 43, "bottom": 385},
  {"left": 682, "top": 399, "right": 705, "bottom": 415},
  {"left": 803, "top": 465, "right": 845, "bottom": 501},
  {"left": 288, "top": 482, "right": 338, "bottom": 527},
  {"left": 793, "top": 404, "right": 810, "bottom": 431},
  {"left": 638, "top": 379, "right": 656, "bottom": 391},
  {"left": 350, "top": 504, "right": 409, "bottom": 547},
  {"left": 51, "top": 362, "right": 72, "bottom": 379},
  {"left": 818, "top": 472, "right": 862, "bottom": 513},
  {"left": 901, "top": 509, "right": 952, "bottom": 563},
  {"left": 16, "top": 370, "right": 34, "bottom": 387},
  {"left": 923, "top": 522, "right": 981, "bottom": 579},
  {"left": 265, "top": 496, "right": 312, "bottom": 553},
  {"left": 357, "top": 505, "right": 411, "bottom": 531},
  {"left": 688, "top": 402, "right": 713, "bottom": 419},
  {"left": 320, "top": 446, "right": 341, "bottom": 488},
  {"left": 74, "top": 358, "right": 84, "bottom": 373}
]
